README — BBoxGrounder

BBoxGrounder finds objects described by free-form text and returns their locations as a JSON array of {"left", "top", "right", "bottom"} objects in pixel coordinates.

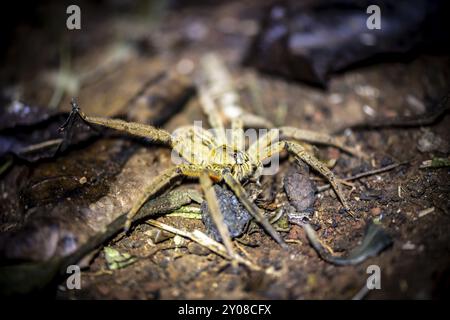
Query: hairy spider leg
[
  {"left": 247, "top": 129, "right": 280, "bottom": 164},
  {"left": 64, "top": 99, "right": 173, "bottom": 146},
  {"left": 279, "top": 127, "right": 367, "bottom": 158},
  {"left": 124, "top": 164, "right": 222, "bottom": 231},
  {"left": 230, "top": 117, "right": 245, "bottom": 151},
  {"left": 256, "top": 140, "right": 353, "bottom": 215},
  {"left": 172, "top": 125, "right": 219, "bottom": 165},
  {"left": 197, "top": 85, "right": 227, "bottom": 145},
  {"left": 199, "top": 170, "right": 236, "bottom": 256},
  {"left": 200, "top": 53, "right": 274, "bottom": 129},
  {"left": 222, "top": 170, "right": 288, "bottom": 249}
]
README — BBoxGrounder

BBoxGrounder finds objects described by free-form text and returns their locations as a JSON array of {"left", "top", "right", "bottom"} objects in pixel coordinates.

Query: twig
[
  {"left": 146, "top": 219, "right": 269, "bottom": 274},
  {"left": 334, "top": 92, "right": 450, "bottom": 133},
  {"left": 418, "top": 207, "right": 434, "bottom": 218},
  {"left": 352, "top": 284, "right": 370, "bottom": 300},
  {"left": 317, "top": 162, "right": 407, "bottom": 192},
  {"left": 18, "top": 138, "right": 63, "bottom": 154}
]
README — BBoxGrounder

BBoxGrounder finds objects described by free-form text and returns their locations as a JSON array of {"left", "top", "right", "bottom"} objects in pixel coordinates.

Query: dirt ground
[{"left": 0, "top": 1, "right": 449, "bottom": 299}]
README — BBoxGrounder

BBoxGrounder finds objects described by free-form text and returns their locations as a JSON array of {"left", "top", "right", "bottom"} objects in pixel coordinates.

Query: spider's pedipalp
[{"left": 223, "top": 170, "right": 288, "bottom": 249}]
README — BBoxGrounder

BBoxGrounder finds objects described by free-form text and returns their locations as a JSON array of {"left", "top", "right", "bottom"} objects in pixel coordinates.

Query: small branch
[
  {"left": 18, "top": 139, "right": 63, "bottom": 154},
  {"left": 317, "top": 162, "right": 407, "bottom": 192},
  {"left": 334, "top": 92, "right": 450, "bottom": 133},
  {"left": 146, "top": 219, "right": 270, "bottom": 274}
]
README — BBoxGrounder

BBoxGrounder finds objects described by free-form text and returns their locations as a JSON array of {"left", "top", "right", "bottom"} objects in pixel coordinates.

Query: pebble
[
  {"left": 417, "top": 130, "right": 443, "bottom": 153},
  {"left": 187, "top": 242, "right": 211, "bottom": 256},
  {"left": 402, "top": 241, "right": 416, "bottom": 250}
]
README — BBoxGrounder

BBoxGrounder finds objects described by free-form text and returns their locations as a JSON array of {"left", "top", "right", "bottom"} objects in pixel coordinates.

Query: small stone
[
  {"left": 201, "top": 185, "right": 252, "bottom": 242},
  {"left": 79, "top": 176, "right": 87, "bottom": 184},
  {"left": 284, "top": 163, "right": 316, "bottom": 214},
  {"left": 360, "top": 189, "right": 382, "bottom": 201},
  {"left": 173, "top": 235, "right": 186, "bottom": 247},
  {"left": 402, "top": 241, "right": 416, "bottom": 250},
  {"left": 417, "top": 130, "right": 444, "bottom": 153},
  {"left": 187, "top": 242, "right": 211, "bottom": 256}
]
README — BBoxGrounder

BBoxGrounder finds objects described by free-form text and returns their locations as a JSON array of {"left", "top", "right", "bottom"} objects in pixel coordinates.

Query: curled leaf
[{"left": 304, "top": 222, "right": 393, "bottom": 266}]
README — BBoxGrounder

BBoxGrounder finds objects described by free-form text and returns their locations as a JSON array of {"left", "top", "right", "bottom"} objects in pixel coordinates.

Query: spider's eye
[{"left": 234, "top": 151, "right": 244, "bottom": 165}]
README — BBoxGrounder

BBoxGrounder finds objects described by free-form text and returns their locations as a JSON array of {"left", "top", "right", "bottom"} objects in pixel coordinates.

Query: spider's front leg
[
  {"left": 279, "top": 127, "right": 367, "bottom": 159},
  {"left": 60, "top": 98, "right": 173, "bottom": 145},
  {"left": 127, "top": 164, "right": 237, "bottom": 255},
  {"left": 199, "top": 170, "right": 236, "bottom": 256},
  {"left": 248, "top": 127, "right": 366, "bottom": 160},
  {"left": 222, "top": 171, "right": 288, "bottom": 249},
  {"left": 257, "top": 140, "right": 353, "bottom": 215},
  {"left": 124, "top": 164, "right": 212, "bottom": 231}
]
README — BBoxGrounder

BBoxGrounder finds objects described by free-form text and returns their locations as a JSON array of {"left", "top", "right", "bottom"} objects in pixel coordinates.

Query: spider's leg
[
  {"left": 124, "top": 164, "right": 207, "bottom": 231},
  {"left": 200, "top": 53, "right": 274, "bottom": 130},
  {"left": 279, "top": 126, "right": 367, "bottom": 159},
  {"left": 241, "top": 113, "right": 274, "bottom": 129},
  {"left": 247, "top": 129, "right": 280, "bottom": 163},
  {"left": 258, "top": 141, "right": 352, "bottom": 215},
  {"left": 222, "top": 170, "right": 288, "bottom": 249},
  {"left": 61, "top": 98, "right": 173, "bottom": 146},
  {"left": 199, "top": 170, "right": 235, "bottom": 256},
  {"left": 198, "top": 85, "right": 227, "bottom": 145},
  {"left": 231, "top": 117, "right": 244, "bottom": 151},
  {"left": 172, "top": 125, "right": 218, "bottom": 165}
]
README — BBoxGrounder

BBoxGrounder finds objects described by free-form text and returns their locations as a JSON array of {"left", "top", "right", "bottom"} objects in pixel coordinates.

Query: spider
[{"left": 59, "top": 54, "right": 364, "bottom": 256}]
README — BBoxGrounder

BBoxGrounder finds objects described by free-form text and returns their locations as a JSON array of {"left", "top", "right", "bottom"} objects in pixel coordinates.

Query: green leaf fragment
[
  {"left": 104, "top": 247, "right": 137, "bottom": 270},
  {"left": 420, "top": 157, "right": 450, "bottom": 168},
  {"left": 167, "top": 205, "right": 202, "bottom": 219}
]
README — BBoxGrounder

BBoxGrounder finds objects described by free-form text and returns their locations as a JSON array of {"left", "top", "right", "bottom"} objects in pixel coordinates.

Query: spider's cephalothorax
[
  {"left": 208, "top": 145, "right": 254, "bottom": 181},
  {"left": 60, "top": 54, "right": 365, "bottom": 256},
  {"left": 170, "top": 125, "right": 256, "bottom": 181}
]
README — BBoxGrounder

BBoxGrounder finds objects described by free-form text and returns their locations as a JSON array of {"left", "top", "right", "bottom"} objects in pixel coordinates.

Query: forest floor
[{"left": 0, "top": 1, "right": 449, "bottom": 299}]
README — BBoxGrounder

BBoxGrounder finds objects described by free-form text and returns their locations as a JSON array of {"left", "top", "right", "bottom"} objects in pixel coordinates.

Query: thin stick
[
  {"left": 334, "top": 92, "right": 450, "bottom": 133},
  {"left": 146, "top": 219, "right": 268, "bottom": 273},
  {"left": 18, "top": 138, "right": 63, "bottom": 154},
  {"left": 317, "top": 162, "right": 407, "bottom": 192}
]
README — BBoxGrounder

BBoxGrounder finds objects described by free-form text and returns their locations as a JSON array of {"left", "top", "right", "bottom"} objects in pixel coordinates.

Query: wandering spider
[{"left": 59, "top": 54, "right": 364, "bottom": 256}]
